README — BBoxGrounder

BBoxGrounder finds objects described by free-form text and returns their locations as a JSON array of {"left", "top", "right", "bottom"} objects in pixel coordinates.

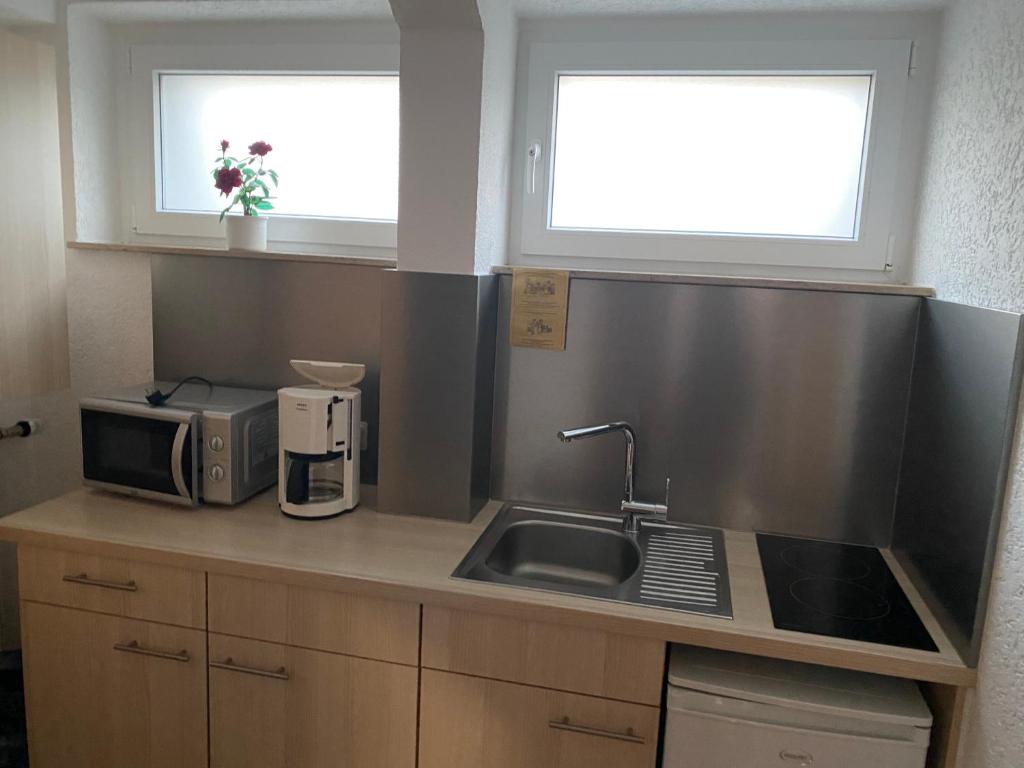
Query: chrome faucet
[{"left": 557, "top": 421, "right": 670, "bottom": 534}]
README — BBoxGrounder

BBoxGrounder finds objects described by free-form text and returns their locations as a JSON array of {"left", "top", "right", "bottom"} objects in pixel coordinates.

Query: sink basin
[
  {"left": 453, "top": 504, "right": 733, "bottom": 619},
  {"left": 484, "top": 520, "right": 640, "bottom": 588}
]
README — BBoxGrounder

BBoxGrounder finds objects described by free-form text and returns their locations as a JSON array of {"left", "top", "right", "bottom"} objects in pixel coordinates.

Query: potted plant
[{"left": 213, "top": 139, "right": 279, "bottom": 251}]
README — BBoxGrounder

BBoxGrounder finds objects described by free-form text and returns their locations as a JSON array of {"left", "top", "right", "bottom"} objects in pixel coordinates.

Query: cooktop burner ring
[
  {"left": 780, "top": 542, "right": 872, "bottom": 581},
  {"left": 788, "top": 577, "right": 892, "bottom": 622}
]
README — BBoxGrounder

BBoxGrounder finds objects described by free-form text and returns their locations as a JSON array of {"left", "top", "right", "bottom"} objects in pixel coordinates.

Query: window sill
[
  {"left": 491, "top": 265, "right": 934, "bottom": 298},
  {"left": 66, "top": 241, "right": 397, "bottom": 269}
]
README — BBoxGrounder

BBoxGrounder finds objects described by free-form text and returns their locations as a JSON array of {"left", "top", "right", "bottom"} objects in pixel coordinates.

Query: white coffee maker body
[{"left": 278, "top": 386, "right": 360, "bottom": 519}]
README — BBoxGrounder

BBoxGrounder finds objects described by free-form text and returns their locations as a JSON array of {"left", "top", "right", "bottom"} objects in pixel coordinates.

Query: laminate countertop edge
[{"left": 0, "top": 488, "right": 975, "bottom": 688}]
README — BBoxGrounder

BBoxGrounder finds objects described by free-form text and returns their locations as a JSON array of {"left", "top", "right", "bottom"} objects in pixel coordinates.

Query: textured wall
[{"left": 910, "top": 0, "right": 1024, "bottom": 764}]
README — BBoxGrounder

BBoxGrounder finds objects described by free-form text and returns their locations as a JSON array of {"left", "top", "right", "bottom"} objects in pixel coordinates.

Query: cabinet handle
[
  {"left": 113, "top": 640, "right": 190, "bottom": 663},
  {"left": 210, "top": 657, "right": 290, "bottom": 680},
  {"left": 548, "top": 716, "right": 645, "bottom": 744},
  {"left": 779, "top": 750, "right": 814, "bottom": 765},
  {"left": 63, "top": 573, "right": 138, "bottom": 592}
]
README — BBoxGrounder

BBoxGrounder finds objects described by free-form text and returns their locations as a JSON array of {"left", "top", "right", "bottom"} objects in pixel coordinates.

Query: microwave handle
[{"left": 170, "top": 422, "right": 192, "bottom": 501}]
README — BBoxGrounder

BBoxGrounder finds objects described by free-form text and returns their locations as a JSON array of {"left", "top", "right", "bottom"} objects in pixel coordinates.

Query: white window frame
[
  {"left": 127, "top": 42, "right": 399, "bottom": 249},
  {"left": 519, "top": 40, "right": 912, "bottom": 271}
]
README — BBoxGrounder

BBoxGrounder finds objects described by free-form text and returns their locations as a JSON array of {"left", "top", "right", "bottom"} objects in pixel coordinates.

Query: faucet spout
[{"left": 557, "top": 422, "right": 636, "bottom": 502}]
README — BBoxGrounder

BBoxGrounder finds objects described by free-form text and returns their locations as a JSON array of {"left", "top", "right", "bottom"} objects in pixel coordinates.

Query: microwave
[{"left": 80, "top": 382, "right": 278, "bottom": 506}]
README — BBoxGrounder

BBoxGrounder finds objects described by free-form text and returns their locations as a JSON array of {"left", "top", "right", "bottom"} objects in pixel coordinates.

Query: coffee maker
[{"left": 278, "top": 360, "right": 363, "bottom": 519}]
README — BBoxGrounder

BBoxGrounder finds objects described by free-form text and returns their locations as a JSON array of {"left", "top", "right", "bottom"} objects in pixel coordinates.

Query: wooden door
[
  {"left": 208, "top": 633, "right": 418, "bottom": 768},
  {"left": 419, "top": 669, "right": 660, "bottom": 768},
  {"left": 21, "top": 601, "right": 207, "bottom": 768},
  {"left": 0, "top": 26, "right": 69, "bottom": 400}
]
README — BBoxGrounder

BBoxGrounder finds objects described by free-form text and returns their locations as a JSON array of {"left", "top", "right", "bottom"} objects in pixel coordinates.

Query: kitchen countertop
[{"left": 0, "top": 487, "right": 974, "bottom": 687}]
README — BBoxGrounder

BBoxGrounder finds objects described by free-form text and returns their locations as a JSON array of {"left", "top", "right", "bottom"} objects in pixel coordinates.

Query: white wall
[
  {"left": 395, "top": 25, "right": 484, "bottom": 274},
  {"left": 473, "top": 0, "right": 516, "bottom": 275},
  {"left": 909, "top": 0, "right": 1024, "bottom": 764},
  {"left": 0, "top": 0, "right": 56, "bottom": 24},
  {"left": 66, "top": 7, "right": 120, "bottom": 241},
  {"left": 391, "top": 0, "right": 516, "bottom": 275}
]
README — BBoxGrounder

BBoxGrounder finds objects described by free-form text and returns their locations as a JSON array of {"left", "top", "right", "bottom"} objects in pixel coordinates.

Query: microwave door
[{"left": 80, "top": 400, "right": 199, "bottom": 505}]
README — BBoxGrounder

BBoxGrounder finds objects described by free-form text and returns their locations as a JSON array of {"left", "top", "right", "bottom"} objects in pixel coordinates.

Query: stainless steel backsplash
[
  {"left": 892, "top": 299, "right": 1024, "bottom": 665},
  {"left": 377, "top": 271, "right": 498, "bottom": 521},
  {"left": 151, "top": 253, "right": 386, "bottom": 481},
  {"left": 491, "top": 276, "right": 921, "bottom": 546}
]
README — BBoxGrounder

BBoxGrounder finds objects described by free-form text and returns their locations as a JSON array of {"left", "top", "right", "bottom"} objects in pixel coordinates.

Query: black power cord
[{"left": 145, "top": 376, "right": 214, "bottom": 407}]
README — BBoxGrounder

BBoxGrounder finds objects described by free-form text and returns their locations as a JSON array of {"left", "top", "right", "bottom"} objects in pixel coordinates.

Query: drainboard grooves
[{"left": 639, "top": 528, "right": 732, "bottom": 618}]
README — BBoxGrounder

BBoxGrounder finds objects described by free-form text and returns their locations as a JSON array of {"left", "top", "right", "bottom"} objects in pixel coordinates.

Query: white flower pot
[{"left": 225, "top": 215, "right": 268, "bottom": 251}]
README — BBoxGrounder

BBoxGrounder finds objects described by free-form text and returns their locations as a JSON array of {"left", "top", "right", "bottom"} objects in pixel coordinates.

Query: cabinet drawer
[
  {"left": 422, "top": 606, "right": 665, "bottom": 705},
  {"left": 18, "top": 545, "right": 206, "bottom": 628},
  {"left": 209, "top": 633, "right": 418, "bottom": 768},
  {"left": 22, "top": 601, "right": 207, "bottom": 768},
  {"left": 208, "top": 573, "right": 419, "bottom": 665},
  {"left": 420, "top": 669, "right": 660, "bottom": 768}
]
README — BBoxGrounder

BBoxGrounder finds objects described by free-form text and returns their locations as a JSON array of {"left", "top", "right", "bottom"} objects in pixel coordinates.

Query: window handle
[{"left": 528, "top": 142, "right": 543, "bottom": 194}]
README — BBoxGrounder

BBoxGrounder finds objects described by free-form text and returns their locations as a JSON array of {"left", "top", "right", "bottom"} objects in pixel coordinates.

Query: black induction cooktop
[{"left": 756, "top": 533, "right": 938, "bottom": 652}]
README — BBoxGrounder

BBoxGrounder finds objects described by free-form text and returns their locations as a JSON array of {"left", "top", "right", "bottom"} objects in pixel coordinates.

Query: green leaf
[
  {"left": 255, "top": 180, "right": 270, "bottom": 196},
  {"left": 242, "top": 167, "right": 256, "bottom": 179},
  {"left": 268, "top": 170, "right": 279, "bottom": 186},
  {"left": 254, "top": 199, "right": 273, "bottom": 211},
  {"left": 223, "top": 158, "right": 233, "bottom": 168}
]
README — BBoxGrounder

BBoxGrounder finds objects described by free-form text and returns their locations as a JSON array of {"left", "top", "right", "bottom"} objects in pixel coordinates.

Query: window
[
  {"left": 128, "top": 42, "right": 400, "bottom": 250},
  {"left": 520, "top": 40, "right": 913, "bottom": 271},
  {"left": 158, "top": 74, "right": 399, "bottom": 221},
  {"left": 551, "top": 75, "right": 871, "bottom": 239}
]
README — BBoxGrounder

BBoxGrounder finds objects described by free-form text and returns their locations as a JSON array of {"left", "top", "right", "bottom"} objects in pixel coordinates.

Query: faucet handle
[{"left": 664, "top": 477, "right": 671, "bottom": 509}]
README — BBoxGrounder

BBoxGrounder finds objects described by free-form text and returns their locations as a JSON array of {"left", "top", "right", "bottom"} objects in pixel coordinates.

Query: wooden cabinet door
[
  {"left": 419, "top": 669, "right": 660, "bottom": 768},
  {"left": 209, "top": 633, "right": 418, "bottom": 768},
  {"left": 21, "top": 601, "right": 207, "bottom": 768}
]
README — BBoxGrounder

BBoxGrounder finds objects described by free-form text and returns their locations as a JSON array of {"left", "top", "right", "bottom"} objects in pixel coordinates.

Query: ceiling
[
  {"left": 49, "top": 0, "right": 949, "bottom": 26},
  {"left": 512, "top": 0, "right": 947, "bottom": 15},
  {"left": 67, "top": 0, "right": 394, "bottom": 23}
]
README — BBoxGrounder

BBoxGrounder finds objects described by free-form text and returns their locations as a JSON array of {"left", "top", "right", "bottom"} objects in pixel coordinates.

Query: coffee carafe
[{"left": 278, "top": 360, "right": 363, "bottom": 519}]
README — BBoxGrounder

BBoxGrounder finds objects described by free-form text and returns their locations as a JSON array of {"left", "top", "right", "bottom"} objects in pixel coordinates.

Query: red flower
[
  {"left": 248, "top": 141, "right": 273, "bottom": 157},
  {"left": 220, "top": 139, "right": 230, "bottom": 151},
  {"left": 214, "top": 166, "right": 242, "bottom": 196}
]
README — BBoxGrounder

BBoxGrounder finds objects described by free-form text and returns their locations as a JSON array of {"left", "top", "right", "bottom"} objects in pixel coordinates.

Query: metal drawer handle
[
  {"left": 63, "top": 573, "right": 138, "bottom": 592},
  {"left": 210, "top": 658, "right": 290, "bottom": 680},
  {"left": 780, "top": 750, "right": 814, "bottom": 765},
  {"left": 113, "top": 640, "right": 190, "bottom": 663},
  {"left": 548, "top": 716, "right": 645, "bottom": 744}
]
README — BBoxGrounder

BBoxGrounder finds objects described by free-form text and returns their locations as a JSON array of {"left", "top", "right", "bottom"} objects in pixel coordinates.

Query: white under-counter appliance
[
  {"left": 80, "top": 382, "right": 278, "bottom": 506},
  {"left": 278, "top": 360, "right": 363, "bottom": 519},
  {"left": 664, "top": 645, "right": 932, "bottom": 768}
]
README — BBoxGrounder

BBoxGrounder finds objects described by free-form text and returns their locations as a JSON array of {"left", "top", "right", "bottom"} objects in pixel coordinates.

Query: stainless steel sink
[
  {"left": 453, "top": 504, "right": 733, "bottom": 619},
  {"left": 484, "top": 520, "right": 641, "bottom": 588}
]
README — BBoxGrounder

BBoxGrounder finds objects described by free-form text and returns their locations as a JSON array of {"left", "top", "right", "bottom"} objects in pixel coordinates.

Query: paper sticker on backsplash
[{"left": 510, "top": 269, "right": 570, "bottom": 350}]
